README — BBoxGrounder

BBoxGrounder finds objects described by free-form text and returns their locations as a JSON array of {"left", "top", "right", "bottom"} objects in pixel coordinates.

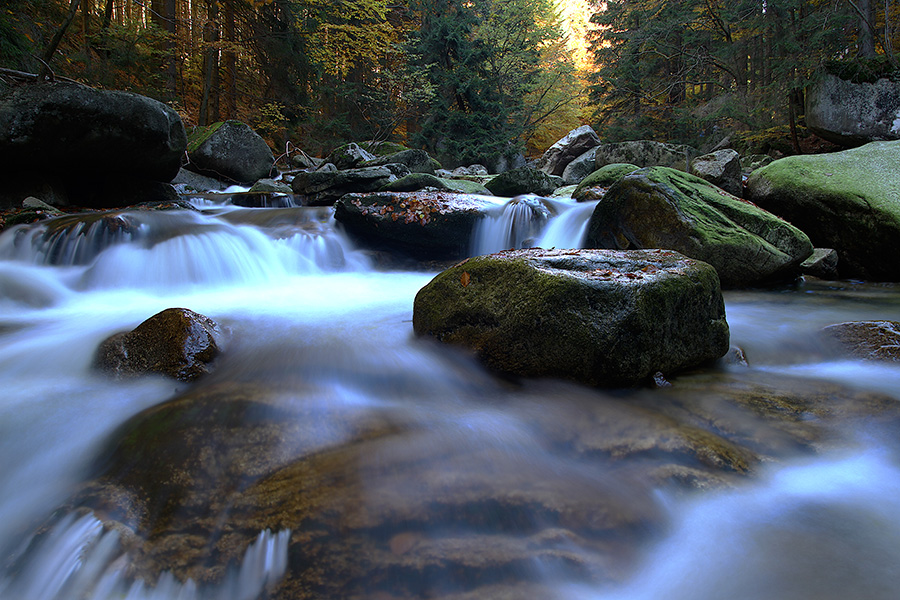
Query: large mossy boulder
[
  {"left": 413, "top": 248, "right": 730, "bottom": 387},
  {"left": 485, "top": 166, "right": 562, "bottom": 197},
  {"left": 334, "top": 191, "right": 494, "bottom": 260},
  {"left": 92, "top": 308, "right": 224, "bottom": 382},
  {"left": 585, "top": 167, "right": 813, "bottom": 287},
  {"left": 744, "top": 140, "right": 900, "bottom": 280},
  {"left": 0, "top": 81, "right": 186, "bottom": 184},
  {"left": 805, "top": 72, "right": 900, "bottom": 146},
  {"left": 185, "top": 121, "right": 274, "bottom": 185},
  {"left": 573, "top": 163, "right": 640, "bottom": 201}
]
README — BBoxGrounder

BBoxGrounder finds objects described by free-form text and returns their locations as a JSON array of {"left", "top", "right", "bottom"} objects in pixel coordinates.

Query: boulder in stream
[
  {"left": 485, "top": 166, "right": 562, "bottom": 197},
  {"left": 0, "top": 81, "right": 186, "bottom": 184},
  {"left": 291, "top": 164, "right": 408, "bottom": 205},
  {"left": 185, "top": 120, "right": 275, "bottom": 185},
  {"left": 92, "top": 307, "right": 225, "bottom": 381},
  {"left": 413, "top": 248, "right": 731, "bottom": 387},
  {"left": 585, "top": 167, "right": 813, "bottom": 287},
  {"left": 744, "top": 140, "right": 900, "bottom": 281},
  {"left": 334, "top": 190, "right": 494, "bottom": 260}
]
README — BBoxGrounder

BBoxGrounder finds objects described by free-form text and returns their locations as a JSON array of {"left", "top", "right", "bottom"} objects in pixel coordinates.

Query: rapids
[{"left": 0, "top": 195, "right": 898, "bottom": 599}]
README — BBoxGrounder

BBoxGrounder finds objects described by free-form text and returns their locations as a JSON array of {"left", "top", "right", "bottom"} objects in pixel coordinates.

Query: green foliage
[
  {"left": 588, "top": 0, "right": 860, "bottom": 148},
  {"left": 408, "top": 0, "right": 578, "bottom": 166}
]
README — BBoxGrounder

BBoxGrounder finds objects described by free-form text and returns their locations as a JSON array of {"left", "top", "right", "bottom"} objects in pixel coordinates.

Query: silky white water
[{"left": 0, "top": 197, "right": 898, "bottom": 599}]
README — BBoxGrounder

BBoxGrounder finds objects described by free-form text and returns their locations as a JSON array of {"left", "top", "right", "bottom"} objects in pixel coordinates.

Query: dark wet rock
[
  {"left": 92, "top": 308, "right": 225, "bottom": 381},
  {"left": 805, "top": 72, "right": 900, "bottom": 146},
  {"left": 185, "top": 121, "right": 275, "bottom": 185},
  {"left": 291, "top": 165, "right": 408, "bottom": 206},
  {"left": 744, "top": 140, "right": 900, "bottom": 280},
  {"left": 801, "top": 248, "right": 839, "bottom": 280},
  {"left": 539, "top": 125, "right": 601, "bottom": 177},
  {"left": 66, "top": 177, "right": 181, "bottom": 209},
  {"left": 821, "top": 320, "right": 900, "bottom": 361},
  {"left": 690, "top": 149, "right": 742, "bottom": 196},
  {"left": 248, "top": 178, "right": 292, "bottom": 194},
  {"left": 171, "top": 167, "right": 228, "bottom": 192},
  {"left": 562, "top": 147, "right": 599, "bottom": 185},
  {"left": 485, "top": 166, "right": 562, "bottom": 197},
  {"left": 594, "top": 140, "right": 697, "bottom": 171},
  {"left": 573, "top": 163, "right": 639, "bottom": 202},
  {"left": 334, "top": 191, "right": 493, "bottom": 260},
  {"left": 363, "top": 148, "right": 439, "bottom": 174},
  {"left": 413, "top": 248, "right": 730, "bottom": 387},
  {"left": 0, "top": 81, "right": 186, "bottom": 184},
  {"left": 324, "top": 142, "right": 376, "bottom": 169},
  {"left": 383, "top": 172, "right": 491, "bottom": 195},
  {"left": 585, "top": 167, "right": 813, "bottom": 287}
]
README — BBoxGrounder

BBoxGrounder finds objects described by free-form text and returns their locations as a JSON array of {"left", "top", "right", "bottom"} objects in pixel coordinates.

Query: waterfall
[
  {"left": 0, "top": 512, "right": 291, "bottom": 600},
  {"left": 472, "top": 195, "right": 598, "bottom": 255}
]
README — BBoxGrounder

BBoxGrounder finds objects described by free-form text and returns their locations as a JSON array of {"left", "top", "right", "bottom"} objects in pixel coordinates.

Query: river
[{"left": 0, "top": 194, "right": 898, "bottom": 599}]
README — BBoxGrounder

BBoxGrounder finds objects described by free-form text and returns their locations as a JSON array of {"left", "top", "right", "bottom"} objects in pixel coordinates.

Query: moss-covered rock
[
  {"left": 585, "top": 167, "right": 813, "bottom": 287},
  {"left": 363, "top": 148, "right": 439, "bottom": 174},
  {"left": 413, "top": 248, "right": 730, "bottom": 387},
  {"left": 334, "top": 191, "right": 494, "bottom": 260},
  {"left": 185, "top": 121, "right": 274, "bottom": 185},
  {"left": 485, "top": 166, "right": 562, "bottom": 197},
  {"left": 92, "top": 308, "right": 225, "bottom": 382},
  {"left": 744, "top": 141, "right": 900, "bottom": 280},
  {"left": 324, "top": 142, "right": 376, "bottom": 170},
  {"left": 573, "top": 163, "right": 640, "bottom": 201}
]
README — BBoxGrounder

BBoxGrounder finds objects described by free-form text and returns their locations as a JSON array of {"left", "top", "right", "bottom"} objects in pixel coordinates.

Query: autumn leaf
[{"left": 460, "top": 271, "right": 471, "bottom": 287}]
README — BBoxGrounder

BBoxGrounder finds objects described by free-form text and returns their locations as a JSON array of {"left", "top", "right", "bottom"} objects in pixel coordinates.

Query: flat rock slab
[
  {"left": 821, "top": 320, "right": 900, "bottom": 361},
  {"left": 413, "top": 248, "right": 730, "bottom": 387}
]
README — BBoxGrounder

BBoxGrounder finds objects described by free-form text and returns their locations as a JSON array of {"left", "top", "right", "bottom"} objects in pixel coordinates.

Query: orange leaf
[{"left": 460, "top": 271, "right": 471, "bottom": 287}]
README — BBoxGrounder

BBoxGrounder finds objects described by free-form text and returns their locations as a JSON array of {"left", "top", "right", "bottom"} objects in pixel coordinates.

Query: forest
[{"left": 1, "top": 0, "right": 897, "bottom": 164}]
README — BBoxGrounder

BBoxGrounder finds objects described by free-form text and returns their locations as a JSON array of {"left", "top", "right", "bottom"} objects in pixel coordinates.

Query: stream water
[{"left": 0, "top": 194, "right": 899, "bottom": 599}]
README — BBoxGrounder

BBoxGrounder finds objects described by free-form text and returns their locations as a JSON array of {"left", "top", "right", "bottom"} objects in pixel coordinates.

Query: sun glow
[{"left": 557, "top": 0, "right": 595, "bottom": 72}]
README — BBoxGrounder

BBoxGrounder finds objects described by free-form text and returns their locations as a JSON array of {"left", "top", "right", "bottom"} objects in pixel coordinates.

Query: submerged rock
[
  {"left": 412, "top": 248, "right": 730, "bottom": 387},
  {"left": 334, "top": 191, "right": 494, "bottom": 260},
  {"left": 585, "top": 167, "right": 813, "bottom": 287},
  {"left": 821, "top": 320, "right": 900, "bottom": 362},
  {"left": 744, "top": 140, "right": 900, "bottom": 280},
  {"left": 92, "top": 308, "right": 225, "bottom": 381}
]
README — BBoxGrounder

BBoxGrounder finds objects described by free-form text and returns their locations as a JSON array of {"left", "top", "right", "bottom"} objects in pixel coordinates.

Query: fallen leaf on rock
[{"left": 460, "top": 271, "right": 471, "bottom": 287}]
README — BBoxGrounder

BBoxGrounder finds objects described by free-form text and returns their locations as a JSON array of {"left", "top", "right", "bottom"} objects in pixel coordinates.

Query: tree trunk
[
  {"left": 164, "top": 0, "right": 177, "bottom": 99},
  {"left": 859, "top": 0, "right": 877, "bottom": 57},
  {"left": 223, "top": 0, "right": 237, "bottom": 119},
  {"left": 199, "top": 0, "right": 220, "bottom": 126},
  {"left": 39, "top": 0, "right": 82, "bottom": 80}
]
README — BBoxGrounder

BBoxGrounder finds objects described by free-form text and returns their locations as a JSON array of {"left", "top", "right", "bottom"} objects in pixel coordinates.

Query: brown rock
[{"left": 92, "top": 308, "right": 224, "bottom": 381}]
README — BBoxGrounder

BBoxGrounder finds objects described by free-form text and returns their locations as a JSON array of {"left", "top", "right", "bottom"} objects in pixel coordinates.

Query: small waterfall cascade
[
  {"left": 0, "top": 512, "right": 291, "bottom": 600},
  {"left": 471, "top": 195, "right": 599, "bottom": 255},
  {"left": 471, "top": 195, "right": 558, "bottom": 255},
  {"left": 0, "top": 206, "right": 370, "bottom": 294}
]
